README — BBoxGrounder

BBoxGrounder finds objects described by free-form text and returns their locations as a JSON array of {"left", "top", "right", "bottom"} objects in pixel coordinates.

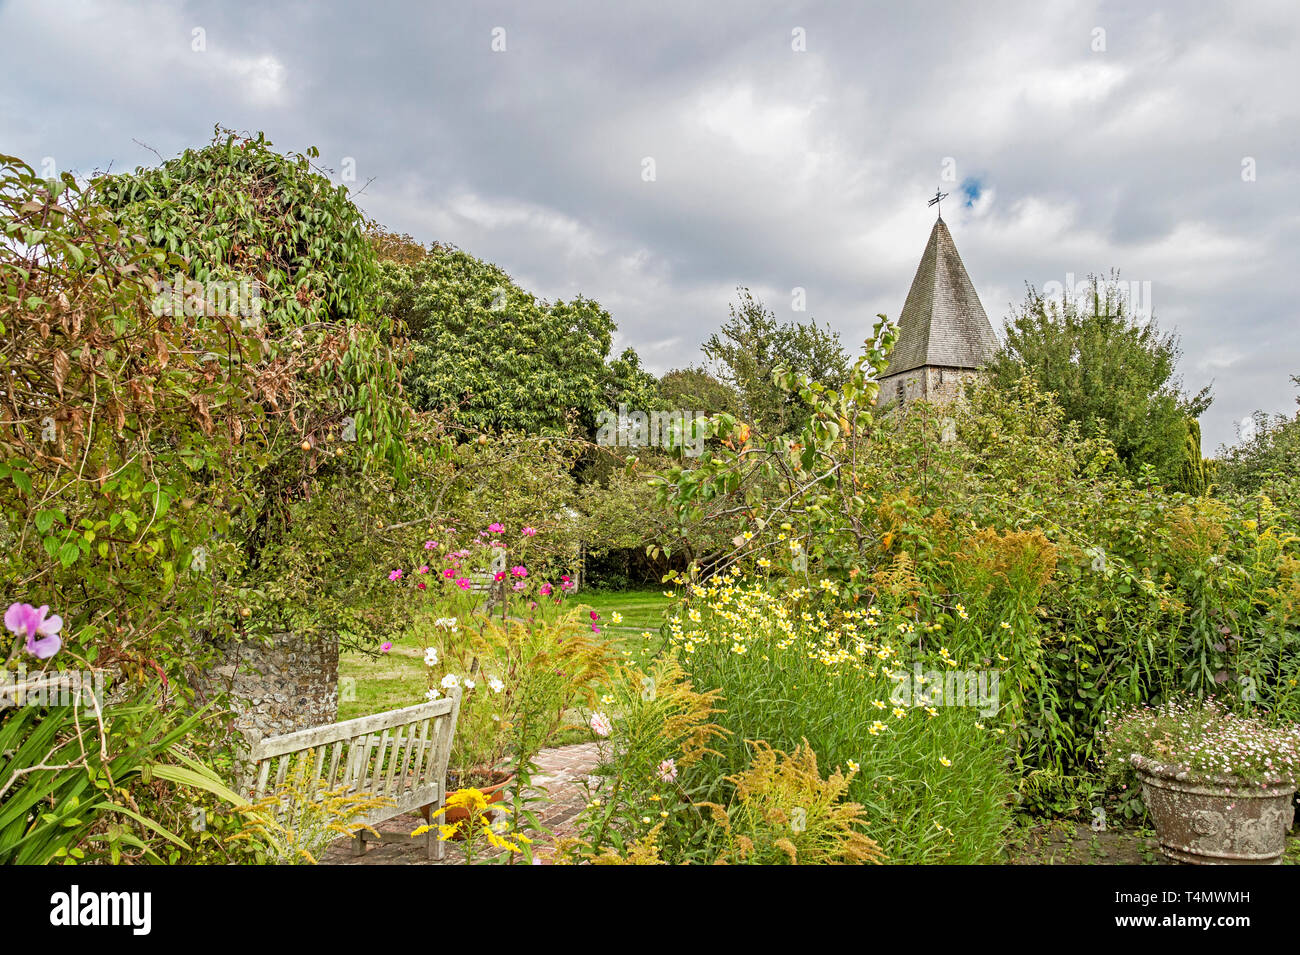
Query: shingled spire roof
[{"left": 884, "top": 217, "right": 998, "bottom": 376}]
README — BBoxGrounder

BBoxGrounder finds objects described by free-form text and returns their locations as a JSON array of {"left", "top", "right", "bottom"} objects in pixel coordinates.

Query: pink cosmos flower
[
  {"left": 521, "top": 526, "right": 537, "bottom": 537},
  {"left": 511, "top": 566, "right": 528, "bottom": 578},
  {"left": 562, "top": 580, "right": 576, "bottom": 592},
  {"left": 539, "top": 583, "right": 553, "bottom": 597},
  {"left": 455, "top": 577, "right": 471, "bottom": 591},
  {"left": 590, "top": 610, "right": 600, "bottom": 621},
  {"left": 424, "top": 540, "right": 437, "bottom": 550},
  {"left": 590, "top": 712, "right": 612, "bottom": 737},
  {"left": 512, "top": 581, "right": 527, "bottom": 591},
  {"left": 417, "top": 582, "right": 427, "bottom": 591},
  {"left": 418, "top": 565, "right": 430, "bottom": 574},
  {"left": 494, "top": 571, "right": 507, "bottom": 582},
  {"left": 487, "top": 522, "right": 505, "bottom": 534},
  {"left": 5, "top": 602, "right": 63, "bottom": 659},
  {"left": 442, "top": 568, "right": 455, "bottom": 578},
  {"left": 388, "top": 569, "right": 403, "bottom": 581},
  {"left": 380, "top": 642, "right": 393, "bottom": 653},
  {"left": 658, "top": 758, "right": 678, "bottom": 783},
  {"left": 591, "top": 625, "right": 601, "bottom": 634}
]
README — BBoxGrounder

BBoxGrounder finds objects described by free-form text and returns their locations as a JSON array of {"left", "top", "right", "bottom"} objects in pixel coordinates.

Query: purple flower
[
  {"left": 521, "top": 527, "right": 537, "bottom": 537},
  {"left": 487, "top": 522, "right": 505, "bottom": 534},
  {"left": 511, "top": 565, "right": 528, "bottom": 578},
  {"left": 389, "top": 569, "right": 403, "bottom": 581},
  {"left": 380, "top": 641, "right": 393, "bottom": 653},
  {"left": 5, "top": 603, "right": 63, "bottom": 659}
]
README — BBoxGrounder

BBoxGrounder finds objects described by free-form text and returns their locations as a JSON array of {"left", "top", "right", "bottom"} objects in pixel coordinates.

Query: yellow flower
[
  {"left": 939, "top": 757, "right": 952, "bottom": 767},
  {"left": 846, "top": 759, "right": 860, "bottom": 773},
  {"left": 892, "top": 707, "right": 907, "bottom": 719},
  {"left": 610, "top": 611, "right": 624, "bottom": 624},
  {"left": 440, "top": 788, "right": 488, "bottom": 814}
]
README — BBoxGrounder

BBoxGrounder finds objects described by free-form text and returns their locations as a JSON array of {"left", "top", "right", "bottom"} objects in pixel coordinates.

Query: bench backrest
[{"left": 248, "top": 689, "right": 462, "bottom": 824}]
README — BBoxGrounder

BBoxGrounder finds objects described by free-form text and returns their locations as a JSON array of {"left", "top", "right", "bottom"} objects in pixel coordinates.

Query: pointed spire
[{"left": 884, "top": 217, "right": 998, "bottom": 376}]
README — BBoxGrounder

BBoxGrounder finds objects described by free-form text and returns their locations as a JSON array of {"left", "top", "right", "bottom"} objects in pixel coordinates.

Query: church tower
[{"left": 877, "top": 216, "right": 999, "bottom": 406}]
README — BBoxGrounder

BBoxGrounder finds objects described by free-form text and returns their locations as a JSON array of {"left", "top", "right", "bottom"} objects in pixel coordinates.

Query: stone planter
[{"left": 1131, "top": 754, "right": 1296, "bottom": 865}]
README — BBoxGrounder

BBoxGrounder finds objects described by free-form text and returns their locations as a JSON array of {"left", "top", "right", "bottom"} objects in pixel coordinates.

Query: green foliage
[
  {"left": 702, "top": 288, "right": 850, "bottom": 438},
  {"left": 0, "top": 688, "right": 238, "bottom": 865},
  {"left": 657, "top": 324, "right": 1300, "bottom": 819},
  {"left": 381, "top": 243, "right": 653, "bottom": 434},
  {"left": 987, "top": 275, "right": 1211, "bottom": 490},
  {"left": 1179, "top": 417, "right": 1206, "bottom": 497},
  {"left": 563, "top": 656, "right": 728, "bottom": 863},
  {"left": 1216, "top": 377, "right": 1300, "bottom": 531},
  {"left": 657, "top": 365, "right": 740, "bottom": 416},
  {"left": 2, "top": 152, "right": 243, "bottom": 673},
  {"left": 667, "top": 579, "right": 1014, "bottom": 863},
  {"left": 2, "top": 133, "right": 412, "bottom": 863},
  {"left": 702, "top": 740, "right": 886, "bottom": 864}
]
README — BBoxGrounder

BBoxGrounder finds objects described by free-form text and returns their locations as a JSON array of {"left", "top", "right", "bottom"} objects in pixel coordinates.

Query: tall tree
[
  {"left": 702, "top": 288, "right": 850, "bottom": 437},
  {"left": 1217, "top": 376, "right": 1300, "bottom": 527},
  {"left": 380, "top": 244, "right": 655, "bottom": 434},
  {"left": 658, "top": 366, "right": 740, "bottom": 415},
  {"left": 987, "top": 275, "right": 1211, "bottom": 490}
]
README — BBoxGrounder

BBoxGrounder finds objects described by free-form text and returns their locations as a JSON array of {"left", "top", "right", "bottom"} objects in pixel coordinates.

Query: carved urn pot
[{"left": 1130, "top": 754, "right": 1295, "bottom": 864}]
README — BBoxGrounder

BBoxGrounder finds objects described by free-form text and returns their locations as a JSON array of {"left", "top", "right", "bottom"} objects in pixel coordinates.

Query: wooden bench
[{"left": 249, "top": 690, "right": 462, "bottom": 860}]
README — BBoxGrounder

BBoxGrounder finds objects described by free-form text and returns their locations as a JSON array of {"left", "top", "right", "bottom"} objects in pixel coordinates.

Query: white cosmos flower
[
  {"left": 425, "top": 688, "right": 441, "bottom": 701},
  {"left": 424, "top": 647, "right": 439, "bottom": 666},
  {"left": 488, "top": 676, "right": 505, "bottom": 694},
  {"left": 440, "top": 673, "right": 460, "bottom": 689},
  {"left": 463, "top": 677, "right": 476, "bottom": 690}
]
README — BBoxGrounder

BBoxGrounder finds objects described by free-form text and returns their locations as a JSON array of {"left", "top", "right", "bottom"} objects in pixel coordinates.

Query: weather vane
[{"left": 928, "top": 188, "right": 949, "bottom": 218}]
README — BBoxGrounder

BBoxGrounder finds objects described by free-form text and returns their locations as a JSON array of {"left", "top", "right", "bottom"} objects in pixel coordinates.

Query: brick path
[{"left": 322, "top": 741, "right": 600, "bottom": 865}]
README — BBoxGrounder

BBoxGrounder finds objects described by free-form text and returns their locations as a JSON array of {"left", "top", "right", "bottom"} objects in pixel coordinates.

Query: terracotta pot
[
  {"left": 1131, "top": 754, "right": 1296, "bottom": 865},
  {"left": 438, "top": 771, "right": 514, "bottom": 838}
]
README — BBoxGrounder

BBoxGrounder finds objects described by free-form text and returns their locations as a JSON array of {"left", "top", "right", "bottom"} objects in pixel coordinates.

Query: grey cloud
[{"left": 2, "top": 0, "right": 1296, "bottom": 449}]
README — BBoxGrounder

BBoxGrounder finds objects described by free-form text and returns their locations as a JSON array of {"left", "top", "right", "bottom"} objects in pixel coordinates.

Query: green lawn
[
  {"left": 337, "top": 587, "right": 676, "bottom": 722},
  {"left": 569, "top": 587, "right": 675, "bottom": 665}
]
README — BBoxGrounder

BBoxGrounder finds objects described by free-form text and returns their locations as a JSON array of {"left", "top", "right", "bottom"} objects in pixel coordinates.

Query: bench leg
[{"left": 352, "top": 831, "right": 367, "bottom": 857}]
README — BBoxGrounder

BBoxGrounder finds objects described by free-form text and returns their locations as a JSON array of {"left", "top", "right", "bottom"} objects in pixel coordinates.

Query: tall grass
[{"left": 672, "top": 576, "right": 1014, "bottom": 863}]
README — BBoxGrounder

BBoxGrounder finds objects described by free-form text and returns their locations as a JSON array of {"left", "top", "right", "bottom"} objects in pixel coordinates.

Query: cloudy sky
[{"left": 2, "top": 0, "right": 1297, "bottom": 450}]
